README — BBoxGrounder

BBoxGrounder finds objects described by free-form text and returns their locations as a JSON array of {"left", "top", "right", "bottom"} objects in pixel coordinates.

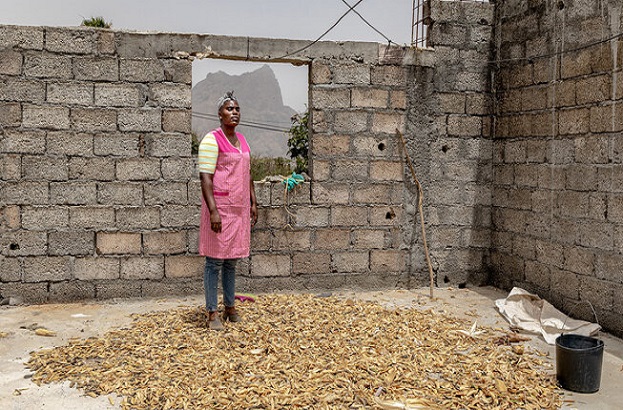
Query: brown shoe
[
  {"left": 223, "top": 306, "right": 240, "bottom": 322},
  {"left": 207, "top": 311, "right": 224, "bottom": 330}
]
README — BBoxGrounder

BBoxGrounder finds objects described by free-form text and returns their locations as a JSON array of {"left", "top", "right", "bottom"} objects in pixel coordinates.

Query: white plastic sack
[{"left": 495, "top": 287, "right": 601, "bottom": 345}]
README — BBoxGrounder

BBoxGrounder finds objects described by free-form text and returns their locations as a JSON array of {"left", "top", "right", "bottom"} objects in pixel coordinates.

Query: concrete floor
[{"left": 1, "top": 286, "right": 622, "bottom": 409}]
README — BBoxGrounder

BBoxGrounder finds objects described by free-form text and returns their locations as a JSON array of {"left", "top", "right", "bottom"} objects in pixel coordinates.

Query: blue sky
[{"left": 1, "top": 0, "right": 413, "bottom": 111}]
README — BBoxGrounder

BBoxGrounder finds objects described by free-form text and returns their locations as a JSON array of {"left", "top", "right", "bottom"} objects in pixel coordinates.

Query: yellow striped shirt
[{"left": 198, "top": 132, "right": 219, "bottom": 174}]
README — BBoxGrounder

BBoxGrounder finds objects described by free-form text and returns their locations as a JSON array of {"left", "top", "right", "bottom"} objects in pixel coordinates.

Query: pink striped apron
[{"left": 199, "top": 128, "right": 251, "bottom": 259}]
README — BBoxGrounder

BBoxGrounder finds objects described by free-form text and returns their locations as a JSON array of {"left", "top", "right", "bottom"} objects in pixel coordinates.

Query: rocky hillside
[{"left": 192, "top": 65, "right": 297, "bottom": 157}]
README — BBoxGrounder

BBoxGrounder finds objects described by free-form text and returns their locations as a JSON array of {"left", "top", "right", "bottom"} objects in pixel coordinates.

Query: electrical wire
[
  {"left": 191, "top": 112, "right": 289, "bottom": 133},
  {"left": 339, "top": 0, "right": 396, "bottom": 45},
  {"left": 276, "top": 0, "right": 366, "bottom": 59},
  {"left": 491, "top": 30, "right": 623, "bottom": 65}
]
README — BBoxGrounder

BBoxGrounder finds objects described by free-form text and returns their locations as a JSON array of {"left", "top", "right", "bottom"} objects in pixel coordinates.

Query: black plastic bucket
[{"left": 555, "top": 334, "right": 604, "bottom": 393}]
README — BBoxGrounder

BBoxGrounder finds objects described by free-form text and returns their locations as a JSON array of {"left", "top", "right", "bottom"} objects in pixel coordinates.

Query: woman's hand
[
  {"left": 210, "top": 210, "right": 222, "bottom": 233},
  {"left": 250, "top": 203, "right": 258, "bottom": 227}
]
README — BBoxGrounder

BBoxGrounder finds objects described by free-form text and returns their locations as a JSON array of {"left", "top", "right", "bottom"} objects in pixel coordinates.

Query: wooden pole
[{"left": 397, "top": 129, "right": 435, "bottom": 298}]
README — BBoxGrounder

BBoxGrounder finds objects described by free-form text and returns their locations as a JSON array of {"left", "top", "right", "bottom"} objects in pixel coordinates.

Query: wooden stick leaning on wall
[{"left": 396, "top": 129, "right": 435, "bottom": 298}]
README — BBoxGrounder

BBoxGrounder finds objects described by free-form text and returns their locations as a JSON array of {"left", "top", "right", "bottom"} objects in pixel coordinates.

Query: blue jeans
[{"left": 203, "top": 257, "right": 237, "bottom": 312}]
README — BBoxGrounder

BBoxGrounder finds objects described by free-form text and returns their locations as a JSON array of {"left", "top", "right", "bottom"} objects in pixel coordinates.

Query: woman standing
[{"left": 198, "top": 91, "right": 258, "bottom": 330}]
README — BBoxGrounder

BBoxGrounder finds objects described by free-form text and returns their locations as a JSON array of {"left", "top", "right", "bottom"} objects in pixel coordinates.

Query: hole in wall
[
  {"left": 385, "top": 208, "right": 396, "bottom": 220},
  {"left": 192, "top": 59, "right": 308, "bottom": 180},
  {"left": 9, "top": 243, "right": 19, "bottom": 250},
  {"left": 378, "top": 142, "right": 386, "bottom": 151},
  {"left": 557, "top": 1, "right": 565, "bottom": 10},
  {"left": 458, "top": 282, "right": 466, "bottom": 289},
  {"left": 441, "top": 145, "right": 449, "bottom": 153},
  {"left": 443, "top": 275, "right": 450, "bottom": 283}
]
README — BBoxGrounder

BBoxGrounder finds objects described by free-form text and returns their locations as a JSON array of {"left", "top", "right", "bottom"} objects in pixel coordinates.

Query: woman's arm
[
  {"left": 200, "top": 172, "right": 222, "bottom": 233},
  {"left": 249, "top": 176, "right": 258, "bottom": 226}
]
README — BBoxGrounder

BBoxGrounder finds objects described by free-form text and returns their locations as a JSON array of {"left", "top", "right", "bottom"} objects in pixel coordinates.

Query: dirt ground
[{"left": 1, "top": 286, "right": 622, "bottom": 409}]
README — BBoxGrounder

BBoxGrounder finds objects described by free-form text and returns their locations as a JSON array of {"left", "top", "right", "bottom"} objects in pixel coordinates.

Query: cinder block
[
  {"left": 369, "top": 205, "right": 403, "bottom": 226},
  {"left": 331, "top": 206, "right": 368, "bottom": 226},
  {"left": 311, "top": 183, "right": 349, "bottom": 205},
  {"left": 93, "top": 133, "right": 140, "bottom": 157},
  {"left": 97, "top": 182, "right": 143, "bottom": 206},
  {"left": 119, "top": 58, "right": 165, "bottom": 82},
  {"left": 116, "top": 158, "right": 161, "bottom": 181},
  {"left": 70, "top": 207, "right": 116, "bottom": 229},
  {"left": 115, "top": 207, "right": 160, "bottom": 229},
  {"left": 0, "top": 205, "right": 20, "bottom": 230},
  {"left": 332, "top": 160, "right": 368, "bottom": 181},
  {"left": 187, "top": 180, "right": 202, "bottom": 206},
  {"left": 271, "top": 229, "right": 311, "bottom": 251},
  {"left": 0, "top": 50, "right": 22, "bottom": 75},
  {"left": 50, "top": 182, "right": 97, "bottom": 205},
  {"left": 149, "top": 83, "right": 191, "bottom": 108},
  {"left": 311, "top": 87, "right": 350, "bottom": 109},
  {"left": 45, "top": 27, "right": 96, "bottom": 54},
  {"left": 292, "top": 252, "right": 330, "bottom": 274},
  {"left": 94, "top": 83, "right": 145, "bottom": 107},
  {"left": 95, "top": 280, "right": 142, "bottom": 300},
  {"left": 0, "top": 282, "right": 48, "bottom": 304},
  {"left": 47, "top": 81, "right": 94, "bottom": 105},
  {"left": 0, "top": 79, "right": 45, "bottom": 102},
  {"left": 313, "top": 228, "right": 350, "bottom": 250},
  {"left": 371, "top": 65, "right": 407, "bottom": 86},
  {"left": 559, "top": 108, "right": 589, "bottom": 135},
  {"left": 49, "top": 281, "right": 96, "bottom": 302},
  {"left": 163, "top": 59, "right": 192, "bottom": 84},
  {"left": 251, "top": 230, "right": 272, "bottom": 251},
  {"left": 334, "top": 111, "right": 369, "bottom": 133},
  {"left": 290, "top": 206, "right": 330, "bottom": 227},
  {"left": 0, "top": 154, "right": 22, "bottom": 179},
  {"left": 332, "top": 251, "right": 369, "bottom": 273},
  {"left": 352, "top": 183, "right": 398, "bottom": 205},
  {"left": 370, "top": 161, "right": 404, "bottom": 181},
  {"left": 0, "top": 102, "right": 21, "bottom": 127},
  {"left": 69, "top": 157, "right": 115, "bottom": 181},
  {"left": 370, "top": 250, "right": 406, "bottom": 272},
  {"left": 96, "top": 232, "right": 141, "bottom": 254},
  {"left": 351, "top": 88, "right": 388, "bottom": 108},
  {"left": 121, "top": 256, "right": 164, "bottom": 280},
  {"left": 23, "top": 256, "right": 72, "bottom": 282},
  {"left": 165, "top": 255, "right": 203, "bottom": 278},
  {"left": 333, "top": 64, "right": 370, "bottom": 84},
  {"left": 73, "top": 56, "right": 119, "bottom": 81},
  {"left": 118, "top": 108, "right": 162, "bottom": 132},
  {"left": 73, "top": 257, "right": 120, "bottom": 281},
  {"left": 144, "top": 133, "right": 191, "bottom": 157},
  {"left": 144, "top": 182, "right": 188, "bottom": 205},
  {"left": 310, "top": 160, "right": 330, "bottom": 181},
  {"left": 22, "top": 105, "right": 70, "bottom": 129},
  {"left": 23, "top": 53, "right": 72, "bottom": 79},
  {"left": 352, "top": 136, "right": 395, "bottom": 158},
  {"left": 162, "top": 158, "right": 195, "bottom": 180},
  {"left": 49, "top": 231, "right": 95, "bottom": 256},
  {"left": 353, "top": 229, "right": 386, "bottom": 249},
  {"left": 372, "top": 112, "right": 406, "bottom": 134},
  {"left": 312, "top": 134, "right": 350, "bottom": 156},
  {"left": 390, "top": 90, "right": 407, "bottom": 110},
  {"left": 0, "top": 25, "right": 44, "bottom": 50},
  {"left": 0, "top": 256, "right": 21, "bottom": 282},
  {"left": 160, "top": 205, "right": 200, "bottom": 228},
  {"left": 447, "top": 115, "right": 482, "bottom": 137},
  {"left": 562, "top": 246, "right": 595, "bottom": 276},
  {"left": 48, "top": 131, "right": 94, "bottom": 156},
  {"left": 21, "top": 206, "right": 69, "bottom": 230},
  {"left": 250, "top": 254, "right": 291, "bottom": 277},
  {"left": 97, "top": 31, "right": 115, "bottom": 54},
  {"left": 162, "top": 109, "right": 191, "bottom": 133},
  {"left": 0, "top": 230, "right": 47, "bottom": 256},
  {"left": 22, "top": 155, "right": 68, "bottom": 181},
  {"left": 310, "top": 61, "right": 331, "bottom": 84},
  {"left": 1, "top": 181, "right": 49, "bottom": 205},
  {"left": 70, "top": 107, "right": 117, "bottom": 132},
  {"left": 144, "top": 231, "right": 187, "bottom": 255}
]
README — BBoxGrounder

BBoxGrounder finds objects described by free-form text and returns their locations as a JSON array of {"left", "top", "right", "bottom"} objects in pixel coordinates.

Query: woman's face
[{"left": 219, "top": 100, "right": 241, "bottom": 127}]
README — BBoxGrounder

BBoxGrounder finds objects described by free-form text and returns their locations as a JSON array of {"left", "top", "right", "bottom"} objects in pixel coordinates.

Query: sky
[{"left": 1, "top": 0, "right": 414, "bottom": 112}]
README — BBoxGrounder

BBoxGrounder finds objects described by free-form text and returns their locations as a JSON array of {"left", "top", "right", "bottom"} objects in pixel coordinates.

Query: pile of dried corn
[{"left": 27, "top": 294, "right": 562, "bottom": 409}]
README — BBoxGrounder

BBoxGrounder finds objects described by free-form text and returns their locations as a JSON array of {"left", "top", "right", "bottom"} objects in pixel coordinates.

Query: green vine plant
[{"left": 287, "top": 110, "right": 309, "bottom": 175}]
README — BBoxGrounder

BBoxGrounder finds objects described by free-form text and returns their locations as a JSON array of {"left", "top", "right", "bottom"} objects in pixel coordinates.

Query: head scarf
[{"left": 217, "top": 90, "right": 237, "bottom": 111}]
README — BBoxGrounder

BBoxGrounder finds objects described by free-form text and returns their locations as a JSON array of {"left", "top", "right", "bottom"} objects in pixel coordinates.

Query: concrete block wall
[
  {"left": 0, "top": 0, "right": 496, "bottom": 304},
  {"left": 491, "top": 0, "right": 623, "bottom": 336}
]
